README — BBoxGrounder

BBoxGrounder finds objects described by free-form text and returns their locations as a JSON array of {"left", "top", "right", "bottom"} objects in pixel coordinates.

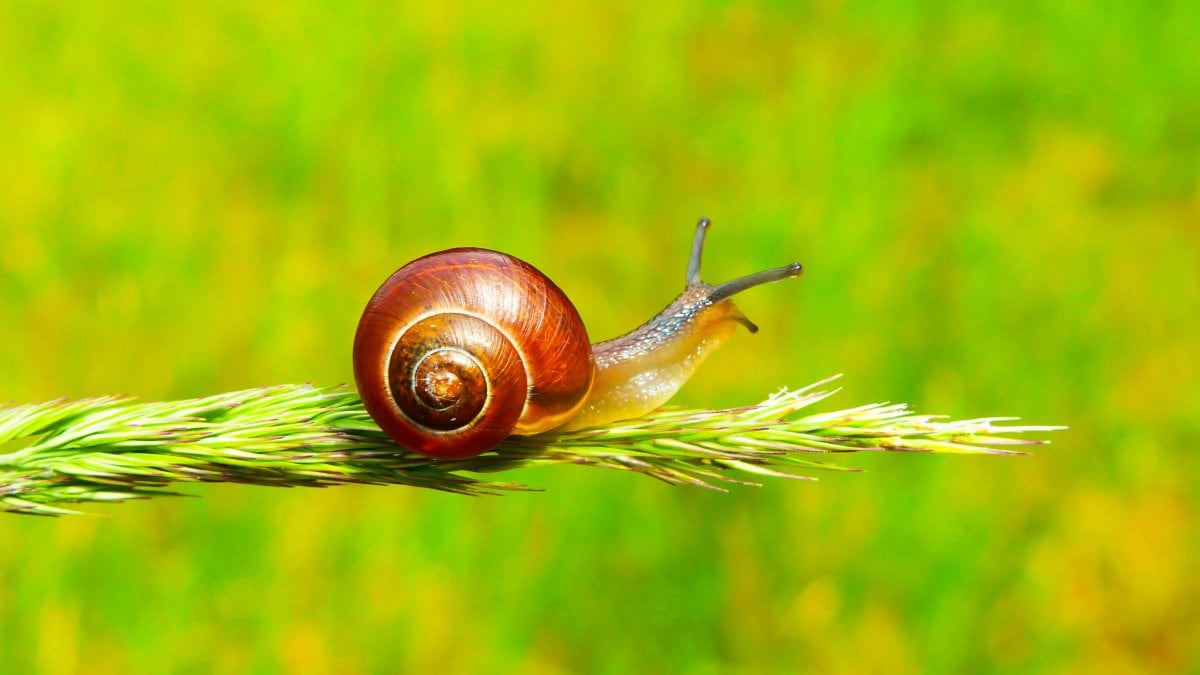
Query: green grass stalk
[{"left": 0, "top": 375, "right": 1062, "bottom": 516}]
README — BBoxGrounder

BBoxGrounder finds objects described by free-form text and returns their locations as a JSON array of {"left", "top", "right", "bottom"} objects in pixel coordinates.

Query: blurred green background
[{"left": 1, "top": 1, "right": 1197, "bottom": 673}]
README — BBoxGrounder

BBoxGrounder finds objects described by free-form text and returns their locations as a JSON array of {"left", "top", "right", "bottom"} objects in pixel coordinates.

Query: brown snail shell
[{"left": 352, "top": 248, "right": 595, "bottom": 459}]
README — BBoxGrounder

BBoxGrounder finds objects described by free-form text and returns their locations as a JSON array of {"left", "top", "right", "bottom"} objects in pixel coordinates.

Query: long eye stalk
[
  {"left": 687, "top": 217, "right": 804, "bottom": 299},
  {"left": 686, "top": 217, "right": 711, "bottom": 285},
  {"left": 710, "top": 262, "right": 805, "bottom": 302}
]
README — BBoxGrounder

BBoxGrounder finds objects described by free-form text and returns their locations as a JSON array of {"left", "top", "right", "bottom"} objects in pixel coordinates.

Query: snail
[{"left": 353, "top": 218, "right": 803, "bottom": 459}]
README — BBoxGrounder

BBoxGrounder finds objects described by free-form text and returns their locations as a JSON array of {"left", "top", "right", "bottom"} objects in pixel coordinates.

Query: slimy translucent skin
[
  {"left": 560, "top": 285, "right": 752, "bottom": 430},
  {"left": 557, "top": 219, "right": 803, "bottom": 432}
]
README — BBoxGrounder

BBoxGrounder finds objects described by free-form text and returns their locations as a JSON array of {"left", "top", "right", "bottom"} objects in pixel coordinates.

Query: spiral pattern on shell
[{"left": 353, "top": 248, "right": 596, "bottom": 459}]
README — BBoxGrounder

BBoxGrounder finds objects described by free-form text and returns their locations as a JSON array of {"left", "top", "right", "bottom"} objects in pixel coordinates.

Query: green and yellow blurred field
[{"left": 1, "top": 1, "right": 1197, "bottom": 673}]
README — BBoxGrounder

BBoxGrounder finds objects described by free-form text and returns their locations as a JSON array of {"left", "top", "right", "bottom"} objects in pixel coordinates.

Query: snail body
[{"left": 353, "top": 219, "right": 803, "bottom": 459}]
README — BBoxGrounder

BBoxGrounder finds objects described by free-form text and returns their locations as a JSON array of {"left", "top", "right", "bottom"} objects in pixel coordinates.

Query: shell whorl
[{"left": 353, "top": 248, "right": 595, "bottom": 459}]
